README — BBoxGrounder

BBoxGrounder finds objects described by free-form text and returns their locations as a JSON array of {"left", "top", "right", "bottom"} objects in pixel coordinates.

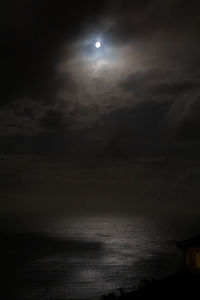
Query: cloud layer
[{"left": 1, "top": 0, "right": 200, "bottom": 214}]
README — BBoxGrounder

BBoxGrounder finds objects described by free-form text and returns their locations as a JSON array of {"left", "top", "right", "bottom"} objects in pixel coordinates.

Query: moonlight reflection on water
[{"left": 1, "top": 215, "right": 192, "bottom": 299}]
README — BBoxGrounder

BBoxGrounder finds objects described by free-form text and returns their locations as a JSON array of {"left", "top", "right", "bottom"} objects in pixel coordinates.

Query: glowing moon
[{"left": 95, "top": 41, "right": 101, "bottom": 48}]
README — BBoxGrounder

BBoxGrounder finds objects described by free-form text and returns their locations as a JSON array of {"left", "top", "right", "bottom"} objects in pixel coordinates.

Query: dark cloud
[
  {"left": 121, "top": 68, "right": 200, "bottom": 100},
  {"left": 175, "top": 98, "right": 200, "bottom": 141},
  {"left": 98, "top": 100, "right": 171, "bottom": 158},
  {"left": 0, "top": 98, "right": 199, "bottom": 160},
  {"left": 39, "top": 109, "right": 68, "bottom": 131},
  {"left": 102, "top": 0, "right": 200, "bottom": 49}
]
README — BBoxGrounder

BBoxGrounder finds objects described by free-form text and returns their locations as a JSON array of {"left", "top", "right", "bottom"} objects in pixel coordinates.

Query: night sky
[{"left": 1, "top": 0, "right": 200, "bottom": 215}]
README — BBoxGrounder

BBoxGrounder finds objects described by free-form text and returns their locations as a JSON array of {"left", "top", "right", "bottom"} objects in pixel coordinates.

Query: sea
[{"left": 1, "top": 214, "right": 200, "bottom": 300}]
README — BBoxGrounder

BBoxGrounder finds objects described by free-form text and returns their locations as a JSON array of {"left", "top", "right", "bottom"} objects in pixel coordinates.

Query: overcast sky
[{"left": 1, "top": 0, "right": 200, "bottom": 215}]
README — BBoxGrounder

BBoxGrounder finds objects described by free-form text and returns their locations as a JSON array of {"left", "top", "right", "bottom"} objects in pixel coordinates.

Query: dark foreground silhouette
[{"left": 101, "top": 271, "right": 200, "bottom": 299}]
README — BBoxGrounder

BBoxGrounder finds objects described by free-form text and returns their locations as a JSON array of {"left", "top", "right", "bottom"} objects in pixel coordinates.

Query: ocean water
[{"left": 1, "top": 214, "right": 200, "bottom": 300}]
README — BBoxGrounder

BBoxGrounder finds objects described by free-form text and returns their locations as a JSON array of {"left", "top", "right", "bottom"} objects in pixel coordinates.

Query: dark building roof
[{"left": 177, "top": 235, "right": 200, "bottom": 249}]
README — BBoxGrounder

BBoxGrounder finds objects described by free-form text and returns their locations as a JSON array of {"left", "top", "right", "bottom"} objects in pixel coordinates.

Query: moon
[{"left": 95, "top": 41, "right": 101, "bottom": 48}]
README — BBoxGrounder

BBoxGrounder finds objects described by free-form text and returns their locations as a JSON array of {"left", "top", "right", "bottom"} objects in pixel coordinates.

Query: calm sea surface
[{"left": 1, "top": 214, "right": 200, "bottom": 299}]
